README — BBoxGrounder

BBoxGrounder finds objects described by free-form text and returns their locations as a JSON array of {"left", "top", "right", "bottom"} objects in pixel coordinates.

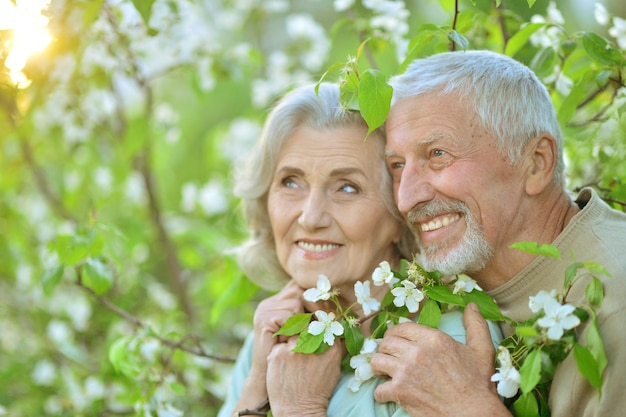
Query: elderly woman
[{"left": 218, "top": 83, "right": 501, "bottom": 417}]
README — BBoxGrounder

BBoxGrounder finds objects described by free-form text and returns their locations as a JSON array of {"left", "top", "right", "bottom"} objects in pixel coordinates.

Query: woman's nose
[{"left": 297, "top": 190, "right": 331, "bottom": 230}]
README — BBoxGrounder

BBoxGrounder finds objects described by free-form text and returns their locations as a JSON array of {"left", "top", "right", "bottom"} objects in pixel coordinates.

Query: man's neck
[{"left": 476, "top": 189, "right": 581, "bottom": 291}]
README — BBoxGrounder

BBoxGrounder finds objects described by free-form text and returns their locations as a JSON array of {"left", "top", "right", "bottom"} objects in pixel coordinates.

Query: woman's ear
[{"left": 525, "top": 134, "right": 557, "bottom": 196}]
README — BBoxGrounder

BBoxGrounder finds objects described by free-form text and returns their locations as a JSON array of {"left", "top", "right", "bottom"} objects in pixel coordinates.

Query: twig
[
  {"left": 450, "top": 0, "right": 460, "bottom": 51},
  {"left": 102, "top": 5, "right": 194, "bottom": 322},
  {"left": 76, "top": 279, "right": 236, "bottom": 363}
]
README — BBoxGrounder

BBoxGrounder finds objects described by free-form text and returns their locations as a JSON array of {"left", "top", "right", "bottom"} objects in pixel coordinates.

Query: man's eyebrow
[{"left": 385, "top": 132, "right": 455, "bottom": 158}]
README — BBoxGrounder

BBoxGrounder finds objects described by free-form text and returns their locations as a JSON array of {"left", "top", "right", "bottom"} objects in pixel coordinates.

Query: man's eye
[
  {"left": 389, "top": 161, "right": 405, "bottom": 170},
  {"left": 432, "top": 149, "right": 446, "bottom": 157}
]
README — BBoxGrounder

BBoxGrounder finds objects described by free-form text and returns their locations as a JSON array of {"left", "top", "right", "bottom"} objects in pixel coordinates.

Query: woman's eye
[
  {"left": 281, "top": 177, "right": 298, "bottom": 188},
  {"left": 339, "top": 183, "right": 358, "bottom": 193}
]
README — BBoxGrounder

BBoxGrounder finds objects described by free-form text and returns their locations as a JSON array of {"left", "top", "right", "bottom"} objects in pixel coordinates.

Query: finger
[
  {"left": 464, "top": 302, "right": 496, "bottom": 359},
  {"left": 277, "top": 279, "right": 305, "bottom": 299},
  {"left": 383, "top": 321, "right": 427, "bottom": 342},
  {"left": 373, "top": 380, "right": 397, "bottom": 404},
  {"left": 370, "top": 351, "right": 397, "bottom": 378}
]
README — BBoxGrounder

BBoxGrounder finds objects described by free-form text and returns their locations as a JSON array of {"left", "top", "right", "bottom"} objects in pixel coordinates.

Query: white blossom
[
  {"left": 303, "top": 275, "right": 333, "bottom": 302},
  {"left": 354, "top": 281, "right": 380, "bottom": 315},
  {"left": 334, "top": 0, "right": 355, "bottom": 12},
  {"left": 491, "top": 346, "right": 521, "bottom": 398},
  {"left": 308, "top": 311, "right": 344, "bottom": 346},
  {"left": 348, "top": 338, "right": 379, "bottom": 391},
  {"left": 537, "top": 298, "right": 581, "bottom": 340},
  {"left": 529, "top": 2, "right": 565, "bottom": 49},
  {"left": 609, "top": 17, "right": 626, "bottom": 49},
  {"left": 372, "top": 261, "right": 397, "bottom": 286},
  {"left": 452, "top": 274, "right": 482, "bottom": 294},
  {"left": 528, "top": 289, "right": 558, "bottom": 313},
  {"left": 594, "top": 3, "right": 609, "bottom": 26},
  {"left": 32, "top": 359, "right": 57, "bottom": 386},
  {"left": 391, "top": 280, "right": 424, "bottom": 313}
]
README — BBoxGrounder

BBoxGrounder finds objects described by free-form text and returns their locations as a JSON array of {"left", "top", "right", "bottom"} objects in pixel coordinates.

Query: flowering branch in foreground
[{"left": 275, "top": 242, "right": 609, "bottom": 416}]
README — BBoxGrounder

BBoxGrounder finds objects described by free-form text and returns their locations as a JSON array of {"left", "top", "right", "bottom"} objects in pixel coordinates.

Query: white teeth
[
  {"left": 298, "top": 242, "right": 339, "bottom": 252},
  {"left": 420, "top": 214, "right": 460, "bottom": 232}
]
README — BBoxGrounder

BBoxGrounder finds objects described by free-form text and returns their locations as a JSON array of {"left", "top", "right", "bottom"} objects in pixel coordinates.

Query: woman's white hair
[
  {"left": 234, "top": 82, "right": 417, "bottom": 290},
  {"left": 390, "top": 50, "right": 565, "bottom": 184}
]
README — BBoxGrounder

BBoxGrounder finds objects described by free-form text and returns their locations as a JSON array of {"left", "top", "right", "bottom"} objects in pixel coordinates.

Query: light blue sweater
[{"left": 218, "top": 310, "right": 503, "bottom": 417}]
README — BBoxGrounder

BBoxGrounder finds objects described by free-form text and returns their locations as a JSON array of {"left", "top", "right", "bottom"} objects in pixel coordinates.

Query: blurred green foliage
[{"left": 0, "top": 0, "right": 624, "bottom": 416}]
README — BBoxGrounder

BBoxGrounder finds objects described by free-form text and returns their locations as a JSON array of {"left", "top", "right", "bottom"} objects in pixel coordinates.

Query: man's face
[{"left": 385, "top": 92, "right": 527, "bottom": 277}]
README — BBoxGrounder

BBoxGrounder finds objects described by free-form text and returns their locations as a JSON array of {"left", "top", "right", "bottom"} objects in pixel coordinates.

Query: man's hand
[{"left": 371, "top": 303, "right": 511, "bottom": 416}]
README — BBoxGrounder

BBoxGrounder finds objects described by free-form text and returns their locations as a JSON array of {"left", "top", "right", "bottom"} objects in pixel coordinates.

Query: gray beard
[{"left": 407, "top": 200, "right": 493, "bottom": 275}]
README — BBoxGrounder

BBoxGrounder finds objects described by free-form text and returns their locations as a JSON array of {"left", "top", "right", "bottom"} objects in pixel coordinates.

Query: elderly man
[{"left": 372, "top": 50, "right": 626, "bottom": 416}]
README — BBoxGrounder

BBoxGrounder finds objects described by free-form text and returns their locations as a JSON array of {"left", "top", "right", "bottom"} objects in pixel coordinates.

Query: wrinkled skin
[
  {"left": 232, "top": 281, "right": 306, "bottom": 412},
  {"left": 267, "top": 336, "right": 343, "bottom": 417},
  {"left": 371, "top": 304, "right": 510, "bottom": 416}
]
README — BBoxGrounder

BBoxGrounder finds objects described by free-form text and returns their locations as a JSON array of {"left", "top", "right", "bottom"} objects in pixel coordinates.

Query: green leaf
[
  {"left": 343, "top": 322, "right": 365, "bottom": 356},
  {"left": 595, "top": 70, "right": 613, "bottom": 88},
  {"left": 211, "top": 273, "right": 259, "bottom": 324},
  {"left": 519, "top": 349, "right": 542, "bottom": 394},
  {"left": 516, "top": 325, "right": 540, "bottom": 338},
  {"left": 447, "top": 30, "right": 469, "bottom": 50},
  {"left": 294, "top": 331, "right": 325, "bottom": 354},
  {"left": 586, "top": 312, "right": 607, "bottom": 374},
  {"left": 573, "top": 343, "right": 603, "bottom": 393},
  {"left": 340, "top": 69, "right": 360, "bottom": 111},
  {"left": 558, "top": 70, "right": 595, "bottom": 125},
  {"left": 505, "top": 23, "right": 545, "bottom": 57},
  {"left": 400, "top": 26, "right": 449, "bottom": 72},
  {"left": 274, "top": 313, "right": 313, "bottom": 337},
  {"left": 513, "top": 392, "right": 540, "bottom": 417},
  {"left": 417, "top": 298, "right": 441, "bottom": 329},
  {"left": 510, "top": 242, "right": 561, "bottom": 260},
  {"left": 41, "top": 265, "right": 65, "bottom": 296},
  {"left": 530, "top": 47, "right": 557, "bottom": 79},
  {"left": 316, "top": 61, "right": 345, "bottom": 90},
  {"left": 527, "top": 0, "right": 537, "bottom": 8},
  {"left": 582, "top": 32, "right": 623, "bottom": 66},
  {"left": 108, "top": 337, "right": 141, "bottom": 378},
  {"left": 423, "top": 284, "right": 464, "bottom": 306},
  {"left": 461, "top": 290, "right": 507, "bottom": 321},
  {"left": 82, "top": 258, "right": 113, "bottom": 295},
  {"left": 370, "top": 311, "right": 390, "bottom": 338},
  {"left": 131, "top": 0, "right": 156, "bottom": 27},
  {"left": 564, "top": 261, "right": 584, "bottom": 288},
  {"left": 585, "top": 277, "right": 604, "bottom": 307},
  {"left": 358, "top": 69, "right": 392, "bottom": 135},
  {"left": 581, "top": 261, "right": 612, "bottom": 279}
]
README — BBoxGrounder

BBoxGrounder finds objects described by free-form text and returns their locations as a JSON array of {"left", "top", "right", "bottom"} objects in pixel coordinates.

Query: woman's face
[{"left": 268, "top": 124, "right": 403, "bottom": 294}]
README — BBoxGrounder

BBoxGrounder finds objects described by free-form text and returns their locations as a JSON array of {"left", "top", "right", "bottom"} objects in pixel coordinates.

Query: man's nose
[
  {"left": 298, "top": 190, "right": 332, "bottom": 230},
  {"left": 395, "top": 163, "right": 435, "bottom": 216}
]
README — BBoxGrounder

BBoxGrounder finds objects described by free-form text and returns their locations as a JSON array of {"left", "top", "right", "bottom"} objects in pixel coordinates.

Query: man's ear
[{"left": 525, "top": 134, "right": 557, "bottom": 196}]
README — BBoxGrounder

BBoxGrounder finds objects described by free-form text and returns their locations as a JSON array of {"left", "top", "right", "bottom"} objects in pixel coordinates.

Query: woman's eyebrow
[{"left": 329, "top": 167, "right": 367, "bottom": 177}]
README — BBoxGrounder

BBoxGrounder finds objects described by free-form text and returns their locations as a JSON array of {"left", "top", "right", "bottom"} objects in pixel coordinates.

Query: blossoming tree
[{"left": 0, "top": 0, "right": 625, "bottom": 415}]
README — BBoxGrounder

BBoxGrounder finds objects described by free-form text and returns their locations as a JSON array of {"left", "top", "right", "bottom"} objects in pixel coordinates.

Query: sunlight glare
[{"left": 1, "top": 0, "right": 52, "bottom": 86}]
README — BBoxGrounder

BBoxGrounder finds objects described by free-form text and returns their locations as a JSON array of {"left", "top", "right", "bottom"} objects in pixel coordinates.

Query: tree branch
[{"left": 76, "top": 279, "right": 236, "bottom": 363}]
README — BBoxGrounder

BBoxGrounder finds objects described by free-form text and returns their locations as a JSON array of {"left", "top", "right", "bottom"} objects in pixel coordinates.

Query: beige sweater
[{"left": 489, "top": 188, "right": 626, "bottom": 416}]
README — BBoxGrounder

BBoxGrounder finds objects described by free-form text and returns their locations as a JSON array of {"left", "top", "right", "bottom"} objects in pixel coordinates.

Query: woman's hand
[
  {"left": 266, "top": 336, "right": 343, "bottom": 417},
  {"left": 235, "top": 280, "right": 305, "bottom": 411}
]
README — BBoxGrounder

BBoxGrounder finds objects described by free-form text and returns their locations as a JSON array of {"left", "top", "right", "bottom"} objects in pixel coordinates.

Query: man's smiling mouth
[{"left": 420, "top": 214, "right": 461, "bottom": 232}]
